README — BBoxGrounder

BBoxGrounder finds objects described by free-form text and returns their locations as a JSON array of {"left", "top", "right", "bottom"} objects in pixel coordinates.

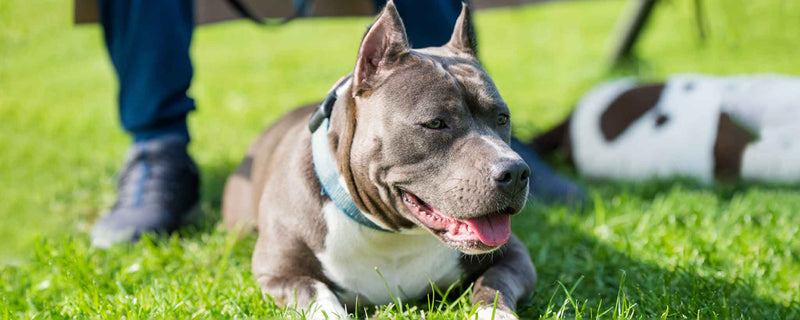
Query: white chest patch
[{"left": 316, "top": 202, "right": 463, "bottom": 306}]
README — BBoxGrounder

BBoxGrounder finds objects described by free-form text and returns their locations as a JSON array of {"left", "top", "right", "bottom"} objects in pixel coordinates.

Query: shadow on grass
[
  {"left": 607, "top": 54, "right": 655, "bottom": 80},
  {"left": 175, "top": 159, "right": 239, "bottom": 238},
  {"left": 514, "top": 200, "right": 800, "bottom": 319}
]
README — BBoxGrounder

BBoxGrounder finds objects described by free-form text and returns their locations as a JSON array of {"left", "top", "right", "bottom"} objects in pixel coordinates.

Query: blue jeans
[
  {"left": 100, "top": 0, "right": 195, "bottom": 142},
  {"left": 100, "top": 0, "right": 462, "bottom": 142},
  {"left": 373, "top": 0, "right": 462, "bottom": 48}
]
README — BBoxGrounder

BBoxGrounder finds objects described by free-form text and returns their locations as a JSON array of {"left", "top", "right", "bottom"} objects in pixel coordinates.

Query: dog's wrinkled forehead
[{"left": 376, "top": 51, "right": 505, "bottom": 116}]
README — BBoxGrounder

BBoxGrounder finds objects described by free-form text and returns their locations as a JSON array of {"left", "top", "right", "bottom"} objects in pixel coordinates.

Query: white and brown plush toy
[{"left": 531, "top": 75, "right": 800, "bottom": 183}]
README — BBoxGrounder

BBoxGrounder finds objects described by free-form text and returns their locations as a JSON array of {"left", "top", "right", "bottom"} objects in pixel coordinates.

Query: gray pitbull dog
[{"left": 222, "top": 2, "right": 536, "bottom": 318}]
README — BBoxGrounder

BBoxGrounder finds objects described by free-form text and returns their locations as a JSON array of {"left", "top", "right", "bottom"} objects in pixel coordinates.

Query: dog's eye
[
  {"left": 497, "top": 114, "right": 510, "bottom": 126},
  {"left": 422, "top": 119, "right": 447, "bottom": 130}
]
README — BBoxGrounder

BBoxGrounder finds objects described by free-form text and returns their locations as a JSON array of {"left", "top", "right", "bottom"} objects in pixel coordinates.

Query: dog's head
[{"left": 333, "top": 1, "right": 529, "bottom": 254}]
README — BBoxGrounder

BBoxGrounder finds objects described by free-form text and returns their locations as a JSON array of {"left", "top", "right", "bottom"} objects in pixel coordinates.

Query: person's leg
[
  {"left": 92, "top": 0, "right": 200, "bottom": 247},
  {"left": 511, "top": 138, "right": 586, "bottom": 208},
  {"left": 101, "top": 0, "right": 195, "bottom": 141}
]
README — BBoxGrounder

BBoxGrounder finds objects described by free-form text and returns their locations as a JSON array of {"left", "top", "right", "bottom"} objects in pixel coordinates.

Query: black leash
[{"left": 226, "top": 0, "right": 311, "bottom": 25}]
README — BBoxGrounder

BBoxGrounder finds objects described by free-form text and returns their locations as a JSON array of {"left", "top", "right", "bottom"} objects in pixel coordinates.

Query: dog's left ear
[
  {"left": 354, "top": 0, "right": 410, "bottom": 95},
  {"left": 446, "top": 2, "right": 477, "bottom": 56}
]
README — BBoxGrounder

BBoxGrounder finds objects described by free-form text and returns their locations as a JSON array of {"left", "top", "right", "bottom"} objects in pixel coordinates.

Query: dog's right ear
[
  {"left": 353, "top": 0, "right": 409, "bottom": 95},
  {"left": 446, "top": 2, "right": 477, "bottom": 56}
]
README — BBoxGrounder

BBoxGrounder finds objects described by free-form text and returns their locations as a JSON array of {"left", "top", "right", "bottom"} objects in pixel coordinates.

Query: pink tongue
[{"left": 464, "top": 215, "right": 511, "bottom": 246}]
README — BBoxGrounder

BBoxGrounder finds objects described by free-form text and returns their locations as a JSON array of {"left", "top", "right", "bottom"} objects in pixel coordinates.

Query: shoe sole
[{"left": 91, "top": 202, "right": 203, "bottom": 249}]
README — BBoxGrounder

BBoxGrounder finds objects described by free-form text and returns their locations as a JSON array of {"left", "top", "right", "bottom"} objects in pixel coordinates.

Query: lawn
[{"left": 1, "top": 0, "right": 799, "bottom": 319}]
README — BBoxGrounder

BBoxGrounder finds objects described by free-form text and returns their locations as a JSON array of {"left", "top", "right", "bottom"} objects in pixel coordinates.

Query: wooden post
[
  {"left": 694, "top": 0, "right": 707, "bottom": 40},
  {"left": 610, "top": 0, "right": 659, "bottom": 66}
]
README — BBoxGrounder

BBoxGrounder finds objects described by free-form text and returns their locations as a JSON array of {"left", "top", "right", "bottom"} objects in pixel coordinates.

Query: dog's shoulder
[{"left": 250, "top": 103, "right": 331, "bottom": 247}]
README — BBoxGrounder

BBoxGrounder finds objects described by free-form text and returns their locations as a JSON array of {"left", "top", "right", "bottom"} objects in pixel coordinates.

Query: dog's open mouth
[{"left": 401, "top": 191, "right": 514, "bottom": 247}]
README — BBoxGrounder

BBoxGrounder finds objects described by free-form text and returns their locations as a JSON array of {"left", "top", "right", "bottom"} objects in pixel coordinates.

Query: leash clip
[
  {"left": 308, "top": 74, "right": 351, "bottom": 132},
  {"left": 308, "top": 91, "right": 338, "bottom": 132}
]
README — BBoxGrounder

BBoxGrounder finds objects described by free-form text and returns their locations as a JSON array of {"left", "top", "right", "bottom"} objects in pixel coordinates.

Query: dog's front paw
[
  {"left": 306, "top": 304, "right": 349, "bottom": 320},
  {"left": 304, "top": 294, "right": 349, "bottom": 320},
  {"left": 475, "top": 306, "right": 519, "bottom": 320}
]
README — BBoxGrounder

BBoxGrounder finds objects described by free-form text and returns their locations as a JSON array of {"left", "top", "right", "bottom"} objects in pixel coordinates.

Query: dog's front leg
[
  {"left": 252, "top": 233, "right": 347, "bottom": 319},
  {"left": 468, "top": 235, "right": 537, "bottom": 320},
  {"left": 256, "top": 274, "right": 347, "bottom": 319}
]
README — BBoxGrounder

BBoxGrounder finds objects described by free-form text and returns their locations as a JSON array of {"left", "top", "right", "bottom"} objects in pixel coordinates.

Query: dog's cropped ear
[
  {"left": 353, "top": 0, "right": 409, "bottom": 95},
  {"left": 446, "top": 2, "right": 477, "bottom": 56}
]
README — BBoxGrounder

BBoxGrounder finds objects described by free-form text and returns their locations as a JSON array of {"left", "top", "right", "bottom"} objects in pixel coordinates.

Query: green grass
[{"left": 1, "top": 0, "right": 799, "bottom": 318}]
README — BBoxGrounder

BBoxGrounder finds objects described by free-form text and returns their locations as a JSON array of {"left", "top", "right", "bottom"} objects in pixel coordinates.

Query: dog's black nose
[{"left": 491, "top": 159, "right": 531, "bottom": 193}]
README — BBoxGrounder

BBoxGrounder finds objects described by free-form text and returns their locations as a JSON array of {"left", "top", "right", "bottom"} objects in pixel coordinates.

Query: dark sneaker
[
  {"left": 91, "top": 135, "right": 200, "bottom": 248},
  {"left": 510, "top": 137, "right": 588, "bottom": 209}
]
